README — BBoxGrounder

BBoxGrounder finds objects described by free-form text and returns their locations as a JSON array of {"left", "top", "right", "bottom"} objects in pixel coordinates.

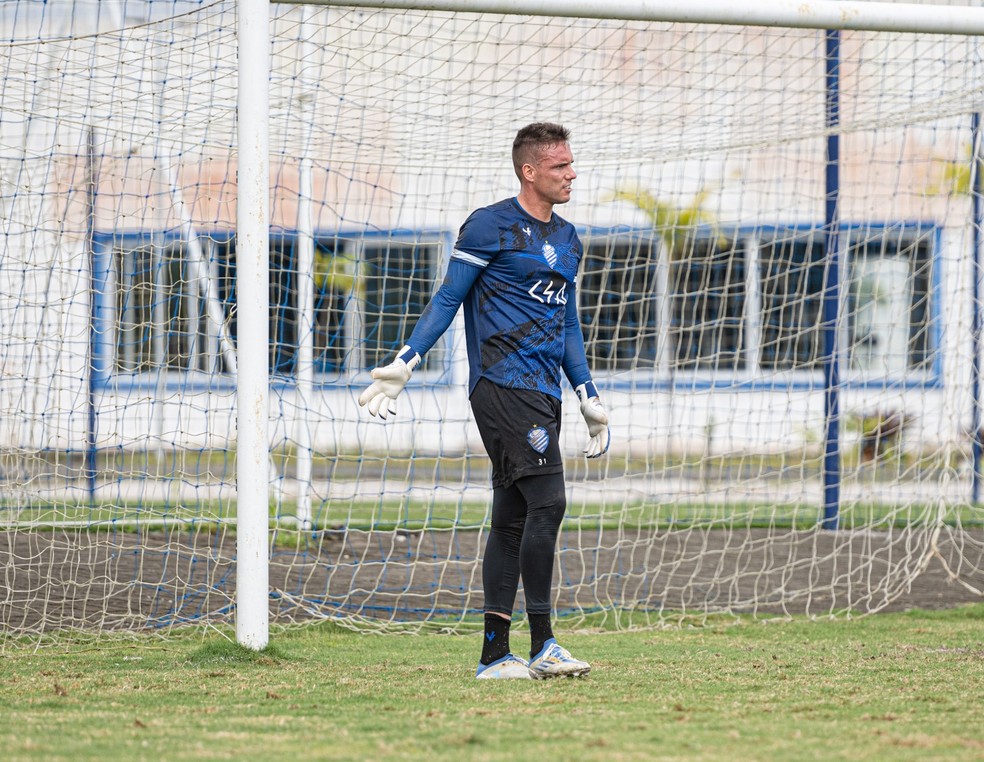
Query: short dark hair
[{"left": 512, "top": 122, "right": 571, "bottom": 179}]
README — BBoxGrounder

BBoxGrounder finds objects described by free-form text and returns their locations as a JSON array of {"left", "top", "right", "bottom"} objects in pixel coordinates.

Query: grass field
[
  {"left": 6, "top": 498, "right": 983, "bottom": 532},
  {"left": 3, "top": 605, "right": 983, "bottom": 761}
]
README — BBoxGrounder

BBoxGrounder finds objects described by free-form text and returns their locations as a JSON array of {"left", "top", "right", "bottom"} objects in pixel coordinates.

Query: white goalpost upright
[
  {"left": 2, "top": 0, "right": 983, "bottom": 641},
  {"left": 236, "top": 0, "right": 271, "bottom": 650}
]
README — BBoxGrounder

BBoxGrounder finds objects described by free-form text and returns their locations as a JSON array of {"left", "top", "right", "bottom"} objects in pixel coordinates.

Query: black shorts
[{"left": 469, "top": 377, "right": 564, "bottom": 489}]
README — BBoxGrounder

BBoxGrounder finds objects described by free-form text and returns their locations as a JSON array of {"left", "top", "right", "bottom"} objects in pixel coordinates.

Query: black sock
[
  {"left": 529, "top": 613, "right": 554, "bottom": 659},
  {"left": 480, "top": 613, "right": 512, "bottom": 665}
]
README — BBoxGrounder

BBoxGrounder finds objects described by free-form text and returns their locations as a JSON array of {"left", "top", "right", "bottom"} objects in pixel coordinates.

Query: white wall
[{"left": 1, "top": 4, "right": 980, "bottom": 468}]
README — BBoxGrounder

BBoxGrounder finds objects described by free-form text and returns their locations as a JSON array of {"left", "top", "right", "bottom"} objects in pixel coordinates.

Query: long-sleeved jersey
[{"left": 405, "top": 197, "right": 591, "bottom": 400}]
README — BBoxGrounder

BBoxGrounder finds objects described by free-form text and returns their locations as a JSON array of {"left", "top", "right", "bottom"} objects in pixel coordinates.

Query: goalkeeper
[{"left": 358, "top": 122, "right": 609, "bottom": 680}]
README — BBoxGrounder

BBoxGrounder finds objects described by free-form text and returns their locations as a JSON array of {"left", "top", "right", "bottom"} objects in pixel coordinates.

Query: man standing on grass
[{"left": 358, "top": 122, "right": 609, "bottom": 679}]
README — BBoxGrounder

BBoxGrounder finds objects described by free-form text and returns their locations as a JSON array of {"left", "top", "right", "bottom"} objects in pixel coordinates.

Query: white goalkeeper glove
[
  {"left": 575, "top": 381, "right": 610, "bottom": 458},
  {"left": 357, "top": 345, "right": 421, "bottom": 420}
]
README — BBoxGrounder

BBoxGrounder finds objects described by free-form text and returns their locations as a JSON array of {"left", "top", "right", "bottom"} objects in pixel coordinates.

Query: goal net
[{"left": 2, "top": 0, "right": 983, "bottom": 636}]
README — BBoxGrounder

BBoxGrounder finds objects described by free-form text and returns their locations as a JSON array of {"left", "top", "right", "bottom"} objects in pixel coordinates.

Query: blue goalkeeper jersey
[{"left": 405, "top": 197, "right": 592, "bottom": 400}]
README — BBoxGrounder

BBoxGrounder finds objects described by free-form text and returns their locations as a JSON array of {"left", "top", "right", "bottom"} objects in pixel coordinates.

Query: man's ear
[{"left": 522, "top": 162, "right": 536, "bottom": 182}]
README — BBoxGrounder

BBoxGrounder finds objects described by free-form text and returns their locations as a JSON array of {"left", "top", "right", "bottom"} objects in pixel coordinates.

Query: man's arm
[
  {"left": 403, "top": 259, "right": 482, "bottom": 358},
  {"left": 561, "top": 277, "right": 591, "bottom": 390},
  {"left": 358, "top": 259, "right": 481, "bottom": 419},
  {"left": 562, "top": 279, "right": 611, "bottom": 458}
]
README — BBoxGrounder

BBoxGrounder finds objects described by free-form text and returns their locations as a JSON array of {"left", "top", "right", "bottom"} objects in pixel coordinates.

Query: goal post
[
  {"left": 237, "top": 0, "right": 271, "bottom": 651},
  {"left": 277, "top": 0, "right": 984, "bottom": 34},
  {"left": 206, "top": 0, "right": 984, "bottom": 630},
  {"left": 1, "top": 0, "right": 983, "bottom": 641}
]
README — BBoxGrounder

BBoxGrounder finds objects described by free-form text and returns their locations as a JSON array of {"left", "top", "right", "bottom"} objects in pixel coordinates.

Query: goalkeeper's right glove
[
  {"left": 575, "top": 380, "right": 611, "bottom": 458},
  {"left": 357, "top": 345, "right": 421, "bottom": 420}
]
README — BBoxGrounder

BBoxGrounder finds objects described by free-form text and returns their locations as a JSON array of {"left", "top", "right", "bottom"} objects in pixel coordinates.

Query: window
[
  {"left": 581, "top": 233, "right": 747, "bottom": 374},
  {"left": 758, "top": 232, "right": 827, "bottom": 371},
  {"left": 103, "top": 232, "right": 441, "bottom": 380},
  {"left": 757, "top": 228, "right": 933, "bottom": 377},
  {"left": 361, "top": 240, "right": 439, "bottom": 370},
  {"left": 579, "top": 236, "right": 660, "bottom": 371},
  {"left": 100, "top": 225, "right": 935, "bottom": 386},
  {"left": 213, "top": 234, "right": 352, "bottom": 377},
  {"left": 845, "top": 231, "right": 933, "bottom": 375},
  {"left": 311, "top": 238, "right": 350, "bottom": 374},
  {"left": 113, "top": 236, "right": 233, "bottom": 374},
  {"left": 577, "top": 225, "right": 936, "bottom": 383},
  {"left": 669, "top": 236, "right": 746, "bottom": 371}
]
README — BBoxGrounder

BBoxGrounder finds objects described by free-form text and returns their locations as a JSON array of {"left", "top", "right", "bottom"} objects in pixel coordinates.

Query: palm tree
[
  {"left": 608, "top": 187, "right": 721, "bottom": 259},
  {"left": 928, "top": 145, "right": 974, "bottom": 197}
]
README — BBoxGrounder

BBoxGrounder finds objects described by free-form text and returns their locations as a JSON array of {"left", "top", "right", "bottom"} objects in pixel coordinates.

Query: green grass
[
  {"left": 7, "top": 446, "right": 984, "bottom": 531},
  {"left": 6, "top": 497, "right": 984, "bottom": 532},
  {"left": 3, "top": 605, "right": 983, "bottom": 761}
]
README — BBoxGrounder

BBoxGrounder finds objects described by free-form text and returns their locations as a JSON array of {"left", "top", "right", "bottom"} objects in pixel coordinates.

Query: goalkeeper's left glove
[
  {"left": 575, "top": 381, "right": 610, "bottom": 458},
  {"left": 357, "top": 345, "right": 421, "bottom": 419}
]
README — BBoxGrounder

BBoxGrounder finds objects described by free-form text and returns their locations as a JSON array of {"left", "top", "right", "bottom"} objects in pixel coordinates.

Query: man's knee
[
  {"left": 520, "top": 472, "right": 566, "bottom": 507},
  {"left": 517, "top": 473, "right": 567, "bottom": 528}
]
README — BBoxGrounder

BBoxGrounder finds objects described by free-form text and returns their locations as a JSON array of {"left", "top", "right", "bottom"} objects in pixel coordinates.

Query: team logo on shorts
[{"left": 527, "top": 425, "right": 549, "bottom": 454}]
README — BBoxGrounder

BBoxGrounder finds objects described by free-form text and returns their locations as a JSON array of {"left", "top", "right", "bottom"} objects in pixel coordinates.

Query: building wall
[{"left": 1, "top": 2, "right": 981, "bottom": 462}]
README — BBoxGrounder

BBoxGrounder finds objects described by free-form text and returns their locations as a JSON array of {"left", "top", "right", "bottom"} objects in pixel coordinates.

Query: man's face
[{"left": 527, "top": 141, "right": 576, "bottom": 206}]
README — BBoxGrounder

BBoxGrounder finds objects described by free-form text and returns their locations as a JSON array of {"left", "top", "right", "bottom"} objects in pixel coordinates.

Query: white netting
[{"left": 1, "top": 0, "right": 982, "bottom": 636}]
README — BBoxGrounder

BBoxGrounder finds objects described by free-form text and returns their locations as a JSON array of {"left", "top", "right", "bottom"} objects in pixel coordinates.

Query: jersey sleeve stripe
[{"left": 451, "top": 249, "right": 488, "bottom": 268}]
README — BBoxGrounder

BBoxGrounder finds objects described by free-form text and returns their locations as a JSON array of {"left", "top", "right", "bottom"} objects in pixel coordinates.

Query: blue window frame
[
  {"left": 92, "top": 223, "right": 938, "bottom": 390},
  {"left": 91, "top": 230, "right": 443, "bottom": 385},
  {"left": 579, "top": 222, "right": 940, "bottom": 388}
]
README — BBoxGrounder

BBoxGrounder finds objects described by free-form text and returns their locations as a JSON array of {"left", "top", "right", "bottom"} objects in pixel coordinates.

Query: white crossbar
[{"left": 273, "top": 0, "right": 984, "bottom": 35}]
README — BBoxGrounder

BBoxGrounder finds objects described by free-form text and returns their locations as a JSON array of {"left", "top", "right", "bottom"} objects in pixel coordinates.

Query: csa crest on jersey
[
  {"left": 527, "top": 425, "right": 549, "bottom": 454},
  {"left": 542, "top": 242, "right": 557, "bottom": 268}
]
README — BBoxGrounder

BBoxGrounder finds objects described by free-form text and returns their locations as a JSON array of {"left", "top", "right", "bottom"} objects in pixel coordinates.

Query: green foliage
[
  {"left": 313, "top": 247, "right": 362, "bottom": 296},
  {"left": 3, "top": 606, "right": 983, "bottom": 761},
  {"left": 608, "top": 187, "right": 725, "bottom": 259},
  {"left": 928, "top": 147, "right": 975, "bottom": 196}
]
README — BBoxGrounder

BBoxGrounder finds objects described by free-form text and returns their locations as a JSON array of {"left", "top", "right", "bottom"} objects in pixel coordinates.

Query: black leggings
[{"left": 482, "top": 471, "right": 567, "bottom": 617}]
